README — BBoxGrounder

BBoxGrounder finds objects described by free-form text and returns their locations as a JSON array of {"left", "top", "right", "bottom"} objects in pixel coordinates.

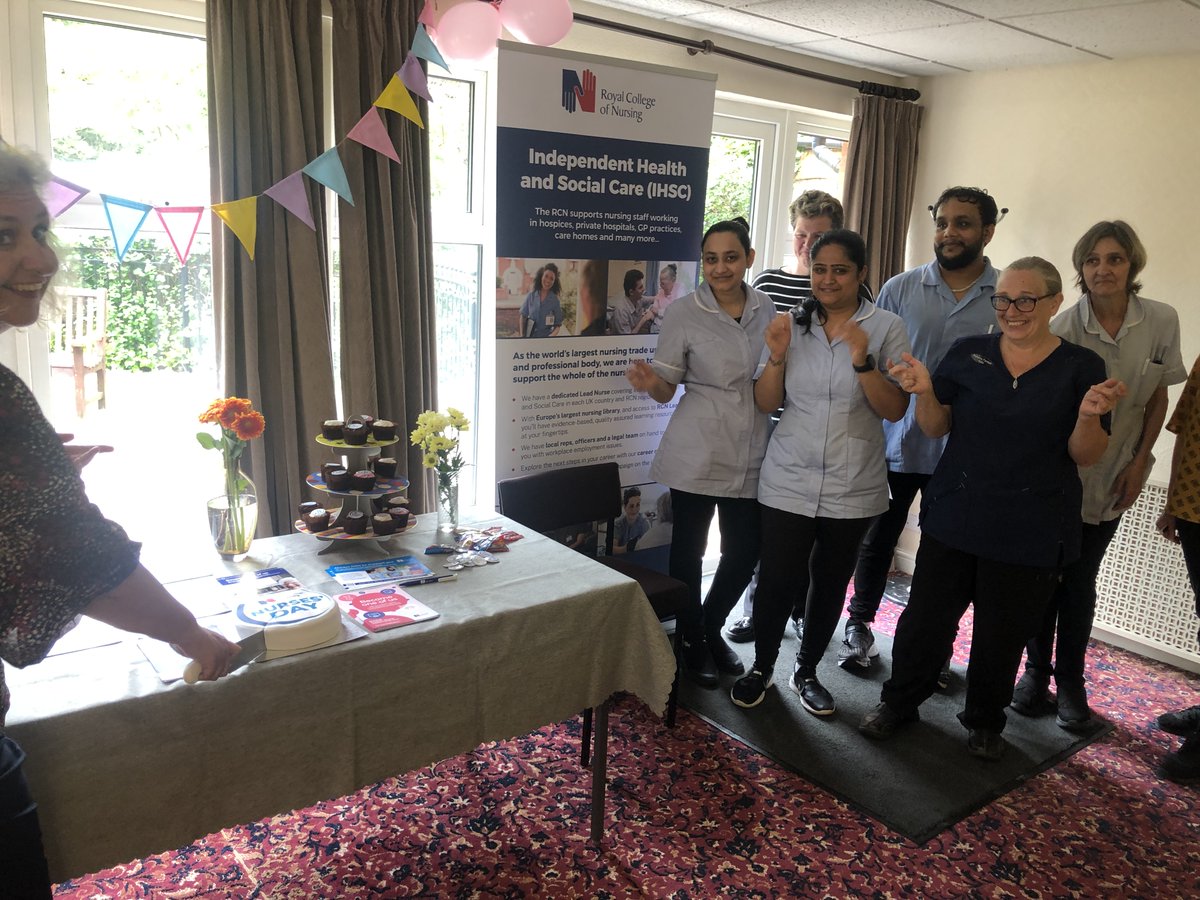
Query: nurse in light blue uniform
[
  {"left": 627, "top": 217, "right": 772, "bottom": 688},
  {"left": 731, "top": 229, "right": 910, "bottom": 714}
]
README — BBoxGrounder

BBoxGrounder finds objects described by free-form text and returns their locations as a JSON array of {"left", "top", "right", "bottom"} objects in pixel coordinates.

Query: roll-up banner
[{"left": 495, "top": 43, "right": 716, "bottom": 530}]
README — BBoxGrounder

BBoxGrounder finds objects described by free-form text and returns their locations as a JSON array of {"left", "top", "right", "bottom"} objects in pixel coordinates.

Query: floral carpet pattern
[{"left": 55, "top": 600, "right": 1200, "bottom": 898}]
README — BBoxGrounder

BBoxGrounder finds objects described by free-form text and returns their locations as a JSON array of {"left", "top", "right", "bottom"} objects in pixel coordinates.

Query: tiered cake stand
[{"left": 296, "top": 434, "right": 415, "bottom": 554}]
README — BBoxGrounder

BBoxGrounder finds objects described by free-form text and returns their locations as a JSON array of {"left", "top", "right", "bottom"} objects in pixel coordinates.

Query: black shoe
[
  {"left": 837, "top": 620, "right": 879, "bottom": 670},
  {"left": 731, "top": 667, "right": 774, "bottom": 708},
  {"left": 792, "top": 673, "right": 836, "bottom": 716},
  {"left": 967, "top": 728, "right": 1006, "bottom": 761},
  {"left": 858, "top": 702, "right": 917, "bottom": 739},
  {"left": 706, "top": 632, "right": 745, "bottom": 676},
  {"left": 1157, "top": 736, "right": 1200, "bottom": 784},
  {"left": 935, "top": 656, "right": 953, "bottom": 691},
  {"left": 1055, "top": 680, "right": 1092, "bottom": 732},
  {"left": 1011, "top": 670, "right": 1054, "bottom": 717},
  {"left": 725, "top": 615, "right": 755, "bottom": 643},
  {"left": 681, "top": 639, "right": 718, "bottom": 688},
  {"left": 791, "top": 617, "right": 805, "bottom": 641},
  {"left": 1157, "top": 705, "right": 1200, "bottom": 737}
]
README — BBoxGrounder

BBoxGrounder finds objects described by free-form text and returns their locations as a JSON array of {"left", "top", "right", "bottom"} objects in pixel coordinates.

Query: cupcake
[
  {"left": 325, "top": 468, "right": 351, "bottom": 491},
  {"left": 357, "top": 414, "right": 376, "bottom": 430},
  {"left": 373, "top": 456, "right": 397, "bottom": 479},
  {"left": 304, "top": 507, "right": 330, "bottom": 532},
  {"left": 322, "top": 419, "right": 344, "bottom": 441},
  {"left": 298, "top": 500, "right": 320, "bottom": 519},
  {"left": 371, "top": 513, "right": 397, "bottom": 536},
  {"left": 371, "top": 419, "right": 396, "bottom": 441},
  {"left": 388, "top": 506, "right": 410, "bottom": 529},
  {"left": 351, "top": 469, "right": 376, "bottom": 492},
  {"left": 343, "top": 510, "right": 368, "bottom": 535},
  {"left": 343, "top": 421, "right": 368, "bottom": 445},
  {"left": 321, "top": 462, "right": 343, "bottom": 484}
]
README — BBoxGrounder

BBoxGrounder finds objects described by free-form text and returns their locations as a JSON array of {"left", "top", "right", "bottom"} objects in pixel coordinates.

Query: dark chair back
[{"left": 497, "top": 462, "right": 623, "bottom": 554}]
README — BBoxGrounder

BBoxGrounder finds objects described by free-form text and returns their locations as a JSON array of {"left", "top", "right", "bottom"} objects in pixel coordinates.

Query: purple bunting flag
[
  {"left": 399, "top": 55, "right": 433, "bottom": 103},
  {"left": 264, "top": 170, "right": 316, "bottom": 230}
]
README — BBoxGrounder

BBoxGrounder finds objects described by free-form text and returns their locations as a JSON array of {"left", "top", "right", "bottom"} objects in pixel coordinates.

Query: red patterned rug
[{"left": 54, "top": 600, "right": 1200, "bottom": 898}]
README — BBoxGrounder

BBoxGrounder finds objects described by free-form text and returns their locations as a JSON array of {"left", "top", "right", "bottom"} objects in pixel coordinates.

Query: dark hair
[
  {"left": 789, "top": 190, "right": 844, "bottom": 229},
  {"left": 1071, "top": 220, "right": 1146, "bottom": 296},
  {"left": 623, "top": 268, "right": 644, "bottom": 296},
  {"left": 622, "top": 486, "right": 641, "bottom": 506},
  {"left": 930, "top": 186, "right": 1000, "bottom": 227},
  {"left": 532, "top": 262, "right": 561, "bottom": 296},
  {"left": 794, "top": 229, "right": 867, "bottom": 334},
  {"left": 701, "top": 216, "right": 751, "bottom": 255}
]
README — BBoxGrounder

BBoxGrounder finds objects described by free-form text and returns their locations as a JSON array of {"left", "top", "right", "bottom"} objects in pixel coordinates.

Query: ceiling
[{"left": 582, "top": 0, "right": 1200, "bottom": 77}]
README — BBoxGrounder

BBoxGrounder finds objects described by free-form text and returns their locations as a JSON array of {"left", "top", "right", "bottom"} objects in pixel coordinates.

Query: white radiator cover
[{"left": 1093, "top": 482, "right": 1200, "bottom": 673}]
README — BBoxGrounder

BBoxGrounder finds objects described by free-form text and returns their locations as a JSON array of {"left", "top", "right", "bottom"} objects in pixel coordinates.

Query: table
[{"left": 4, "top": 512, "right": 677, "bottom": 881}]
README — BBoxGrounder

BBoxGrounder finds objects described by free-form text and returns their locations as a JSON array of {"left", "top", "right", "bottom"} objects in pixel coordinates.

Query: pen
[{"left": 399, "top": 573, "right": 458, "bottom": 586}]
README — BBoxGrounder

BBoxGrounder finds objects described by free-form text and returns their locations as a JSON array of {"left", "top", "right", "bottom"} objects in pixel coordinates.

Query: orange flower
[
  {"left": 218, "top": 398, "right": 254, "bottom": 429},
  {"left": 198, "top": 399, "right": 228, "bottom": 425},
  {"left": 232, "top": 411, "right": 266, "bottom": 441}
]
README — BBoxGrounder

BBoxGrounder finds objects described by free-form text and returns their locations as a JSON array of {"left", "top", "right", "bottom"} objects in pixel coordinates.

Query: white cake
[{"left": 235, "top": 591, "right": 342, "bottom": 651}]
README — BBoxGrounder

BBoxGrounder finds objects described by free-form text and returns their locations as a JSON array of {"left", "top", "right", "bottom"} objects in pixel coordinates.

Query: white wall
[{"left": 910, "top": 53, "right": 1200, "bottom": 487}]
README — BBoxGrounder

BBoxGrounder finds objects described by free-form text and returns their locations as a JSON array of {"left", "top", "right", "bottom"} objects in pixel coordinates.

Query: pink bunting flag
[
  {"left": 347, "top": 107, "right": 401, "bottom": 163},
  {"left": 263, "top": 170, "right": 316, "bottom": 230},
  {"left": 418, "top": 0, "right": 436, "bottom": 28},
  {"left": 411, "top": 24, "right": 449, "bottom": 72},
  {"left": 44, "top": 176, "right": 90, "bottom": 218},
  {"left": 154, "top": 205, "right": 204, "bottom": 265},
  {"left": 398, "top": 55, "right": 433, "bottom": 103}
]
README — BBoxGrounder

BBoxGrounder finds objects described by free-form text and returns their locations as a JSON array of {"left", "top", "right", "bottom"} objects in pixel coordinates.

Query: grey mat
[{"left": 680, "top": 615, "right": 1113, "bottom": 844}]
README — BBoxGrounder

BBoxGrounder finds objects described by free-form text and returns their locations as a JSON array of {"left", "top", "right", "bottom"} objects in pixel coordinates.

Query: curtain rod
[{"left": 572, "top": 13, "right": 921, "bottom": 102}]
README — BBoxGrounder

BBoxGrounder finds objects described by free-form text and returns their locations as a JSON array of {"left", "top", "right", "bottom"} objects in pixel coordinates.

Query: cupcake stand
[{"left": 295, "top": 434, "right": 416, "bottom": 554}]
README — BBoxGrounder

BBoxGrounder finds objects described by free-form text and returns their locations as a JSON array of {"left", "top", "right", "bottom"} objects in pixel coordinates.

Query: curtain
[
  {"left": 331, "top": 0, "right": 438, "bottom": 514},
  {"left": 843, "top": 94, "right": 924, "bottom": 296},
  {"left": 207, "top": 0, "right": 337, "bottom": 535}
]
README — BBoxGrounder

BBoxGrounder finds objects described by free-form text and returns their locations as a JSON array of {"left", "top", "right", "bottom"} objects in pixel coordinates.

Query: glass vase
[
  {"left": 208, "top": 469, "right": 258, "bottom": 559},
  {"left": 437, "top": 478, "right": 459, "bottom": 536}
]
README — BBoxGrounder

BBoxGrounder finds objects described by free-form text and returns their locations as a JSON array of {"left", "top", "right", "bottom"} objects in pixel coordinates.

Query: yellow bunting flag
[
  {"left": 211, "top": 197, "right": 258, "bottom": 261},
  {"left": 374, "top": 74, "right": 424, "bottom": 129}
]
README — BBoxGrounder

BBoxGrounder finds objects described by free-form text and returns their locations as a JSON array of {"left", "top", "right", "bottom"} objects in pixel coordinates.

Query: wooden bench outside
[{"left": 47, "top": 287, "right": 108, "bottom": 418}]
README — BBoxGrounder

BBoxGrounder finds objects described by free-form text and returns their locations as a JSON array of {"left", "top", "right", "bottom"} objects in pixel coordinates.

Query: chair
[
  {"left": 47, "top": 288, "right": 108, "bottom": 418},
  {"left": 497, "top": 462, "right": 687, "bottom": 764}
]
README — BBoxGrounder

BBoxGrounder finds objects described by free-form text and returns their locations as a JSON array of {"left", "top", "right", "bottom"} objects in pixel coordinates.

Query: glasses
[{"left": 990, "top": 292, "right": 1054, "bottom": 312}]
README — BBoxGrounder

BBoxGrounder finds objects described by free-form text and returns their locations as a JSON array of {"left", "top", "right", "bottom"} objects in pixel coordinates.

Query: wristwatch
[{"left": 853, "top": 354, "right": 876, "bottom": 374}]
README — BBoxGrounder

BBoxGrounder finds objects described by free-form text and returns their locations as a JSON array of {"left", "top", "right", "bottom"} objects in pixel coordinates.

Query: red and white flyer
[{"left": 333, "top": 585, "right": 440, "bottom": 633}]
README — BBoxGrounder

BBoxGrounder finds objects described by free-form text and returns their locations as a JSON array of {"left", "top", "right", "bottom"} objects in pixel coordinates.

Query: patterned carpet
[{"left": 54, "top": 599, "right": 1200, "bottom": 898}]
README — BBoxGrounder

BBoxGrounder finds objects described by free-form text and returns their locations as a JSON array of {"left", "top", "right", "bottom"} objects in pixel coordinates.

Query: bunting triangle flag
[
  {"left": 100, "top": 194, "right": 153, "bottom": 262},
  {"left": 211, "top": 196, "right": 258, "bottom": 261},
  {"left": 399, "top": 55, "right": 433, "bottom": 103},
  {"left": 263, "top": 170, "right": 316, "bottom": 230},
  {"left": 154, "top": 205, "right": 204, "bottom": 265},
  {"left": 375, "top": 75, "right": 425, "bottom": 129},
  {"left": 347, "top": 107, "right": 402, "bottom": 163},
  {"left": 418, "top": 0, "right": 436, "bottom": 28},
  {"left": 411, "top": 25, "right": 449, "bottom": 72},
  {"left": 44, "top": 176, "right": 90, "bottom": 218},
  {"left": 302, "top": 148, "right": 355, "bottom": 206}
]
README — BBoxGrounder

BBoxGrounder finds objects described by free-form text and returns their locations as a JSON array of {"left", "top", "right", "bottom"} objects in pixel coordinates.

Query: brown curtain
[
  {"left": 331, "top": 0, "right": 438, "bottom": 514},
  {"left": 843, "top": 94, "right": 924, "bottom": 296},
  {"left": 207, "top": 0, "right": 337, "bottom": 535}
]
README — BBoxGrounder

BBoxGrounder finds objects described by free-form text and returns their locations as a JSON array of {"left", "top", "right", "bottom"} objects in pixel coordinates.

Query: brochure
[
  {"left": 325, "top": 554, "right": 435, "bottom": 588},
  {"left": 333, "top": 585, "right": 440, "bottom": 632},
  {"left": 217, "top": 567, "right": 307, "bottom": 596}
]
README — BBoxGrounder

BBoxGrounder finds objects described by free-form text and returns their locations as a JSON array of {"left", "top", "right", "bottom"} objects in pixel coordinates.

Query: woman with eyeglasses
[
  {"left": 1013, "top": 222, "right": 1185, "bottom": 731},
  {"left": 858, "top": 257, "right": 1126, "bottom": 760}
]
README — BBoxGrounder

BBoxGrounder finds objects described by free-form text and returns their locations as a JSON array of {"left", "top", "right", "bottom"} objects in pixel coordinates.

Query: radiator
[{"left": 1093, "top": 482, "right": 1200, "bottom": 672}]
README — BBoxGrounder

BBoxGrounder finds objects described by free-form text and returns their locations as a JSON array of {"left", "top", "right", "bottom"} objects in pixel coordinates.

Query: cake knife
[{"left": 182, "top": 630, "right": 267, "bottom": 684}]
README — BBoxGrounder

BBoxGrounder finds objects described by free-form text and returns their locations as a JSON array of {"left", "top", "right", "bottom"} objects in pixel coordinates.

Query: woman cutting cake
[{"left": 0, "top": 144, "right": 240, "bottom": 896}]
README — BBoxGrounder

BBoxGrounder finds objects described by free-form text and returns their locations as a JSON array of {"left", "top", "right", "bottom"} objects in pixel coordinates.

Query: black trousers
[
  {"left": 668, "top": 488, "right": 761, "bottom": 641},
  {"left": 848, "top": 470, "right": 929, "bottom": 623},
  {"left": 1176, "top": 518, "right": 1200, "bottom": 642},
  {"left": 882, "top": 534, "right": 1059, "bottom": 733},
  {"left": 1024, "top": 517, "right": 1122, "bottom": 687},
  {"left": 751, "top": 504, "right": 872, "bottom": 675},
  {"left": 0, "top": 735, "right": 53, "bottom": 899}
]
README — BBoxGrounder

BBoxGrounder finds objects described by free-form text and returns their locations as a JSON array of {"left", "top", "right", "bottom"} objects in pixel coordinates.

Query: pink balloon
[
  {"left": 435, "top": 1, "right": 503, "bottom": 62},
  {"left": 501, "top": 0, "right": 573, "bottom": 46}
]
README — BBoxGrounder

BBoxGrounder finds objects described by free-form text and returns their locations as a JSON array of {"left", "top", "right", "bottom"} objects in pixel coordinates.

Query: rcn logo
[{"left": 561, "top": 68, "right": 596, "bottom": 113}]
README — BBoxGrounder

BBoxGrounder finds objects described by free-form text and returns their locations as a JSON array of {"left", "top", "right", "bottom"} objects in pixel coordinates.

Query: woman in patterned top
[{"left": 0, "top": 145, "right": 240, "bottom": 897}]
